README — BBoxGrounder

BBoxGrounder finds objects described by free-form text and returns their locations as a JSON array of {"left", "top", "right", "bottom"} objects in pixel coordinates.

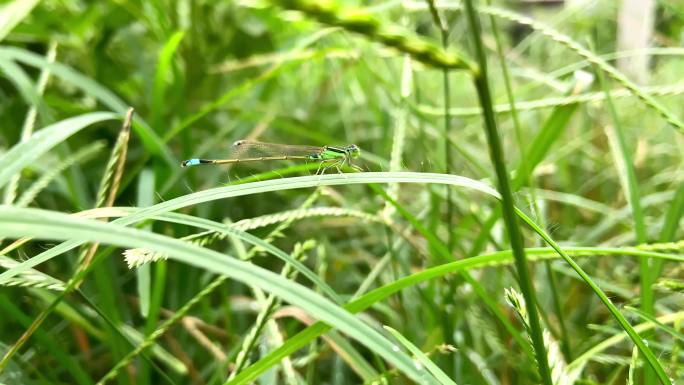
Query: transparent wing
[{"left": 229, "top": 140, "right": 323, "bottom": 159}]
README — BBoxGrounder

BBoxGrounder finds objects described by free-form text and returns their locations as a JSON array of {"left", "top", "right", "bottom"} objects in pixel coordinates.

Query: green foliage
[{"left": 1, "top": 1, "right": 683, "bottom": 385}]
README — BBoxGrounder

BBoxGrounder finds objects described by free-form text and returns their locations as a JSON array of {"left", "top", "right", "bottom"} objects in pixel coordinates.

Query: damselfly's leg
[
  {"left": 318, "top": 160, "right": 338, "bottom": 175},
  {"left": 315, "top": 161, "right": 325, "bottom": 175},
  {"left": 316, "top": 160, "right": 336, "bottom": 175},
  {"left": 325, "top": 159, "right": 343, "bottom": 174},
  {"left": 345, "top": 156, "right": 362, "bottom": 172}
]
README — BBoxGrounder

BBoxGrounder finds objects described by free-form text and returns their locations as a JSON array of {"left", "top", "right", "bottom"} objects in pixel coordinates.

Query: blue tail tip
[{"left": 181, "top": 158, "right": 201, "bottom": 167}]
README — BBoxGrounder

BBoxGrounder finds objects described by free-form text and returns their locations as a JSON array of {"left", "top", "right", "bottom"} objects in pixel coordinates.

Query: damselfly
[{"left": 181, "top": 140, "right": 362, "bottom": 174}]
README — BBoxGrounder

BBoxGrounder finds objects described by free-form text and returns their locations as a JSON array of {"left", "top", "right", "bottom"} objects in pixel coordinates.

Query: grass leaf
[
  {"left": 0, "top": 206, "right": 441, "bottom": 385},
  {"left": 0, "top": 0, "right": 40, "bottom": 41},
  {"left": 0, "top": 112, "right": 118, "bottom": 190}
]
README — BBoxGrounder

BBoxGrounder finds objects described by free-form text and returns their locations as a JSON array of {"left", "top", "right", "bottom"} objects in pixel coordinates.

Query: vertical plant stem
[
  {"left": 442, "top": 59, "right": 453, "bottom": 249},
  {"left": 426, "top": 0, "right": 454, "bottom": 250},
  {"left": 425, "top": 2, "right": 459, "bottom": 376},
  {"left": 595, "top": 52, "right": 652, "bottom": 383},
  {"left": 486, "top": 1, "right": 572, "bottom": 360},
  {"left": 462, "top": 1, "right": 553, "bottom": 384},
  {"left": 383, "top": 54, "right": 412, "bottom": 219}
]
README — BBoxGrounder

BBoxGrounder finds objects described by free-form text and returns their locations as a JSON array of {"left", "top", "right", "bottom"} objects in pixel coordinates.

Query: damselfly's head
[{"left": 346, "top": 144, "right": 360, "bottom": 158}]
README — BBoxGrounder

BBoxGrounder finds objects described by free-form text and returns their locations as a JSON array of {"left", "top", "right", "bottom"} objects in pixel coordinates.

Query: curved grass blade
[
  {"left": 0, "top": 47, "right": 175, "bottom": 166},
  {"left": 0, "top": 56, "right": 51, "bottom": 123},
  {"left": 0, "top": 112, "right": 118, "bottom": 190},
  {"left": 0, "top": 171, "right": 671, "bottom": 382},
  {"left": 0, "top": 0, "right": 40, "bottom": 41},
  {"left": 228, "top": 244, "right": 684, "bottom": 385},
  {"left": 0, "top": 206, "right": 442, "bottom": 385},
  {"left": 568, "top": 311, "right": 684, "bottom": 374},
  {"left": 267, "top": 0, "right": 474, "bottom": 70},
  {"left": 151, "top": 31, "right": 185, "bottom": 130},
  {"left": 127, "top": 211, "right": 344, "bottom": 304},
  {"left": 384, "top": 325, "right": 457, "bottom": 385},
  {"left": 481, "top": 5, "right": 684, "bottom": 133},
  {"left": 0, "top": 172, "right": 498, "bottom": 283},
  {"left": 514, "top": 206, "right": 672, "bottom": 384},
  {"left": 373, "top": 185, "right": 535, "bottom": 361},
  {"left": 4, "top": 41, "right": 58, "bottom": 206},
  {"left": 625, "top": 306, "right": 684, "bottom": 343}
]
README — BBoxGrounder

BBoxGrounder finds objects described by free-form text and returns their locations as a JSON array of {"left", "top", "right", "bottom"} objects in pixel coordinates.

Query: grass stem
[{"left": 462, "top": 1, "right": 553, "bottom": 383}]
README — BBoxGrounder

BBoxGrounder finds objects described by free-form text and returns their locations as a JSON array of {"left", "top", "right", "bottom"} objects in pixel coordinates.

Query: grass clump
[{"left": 0, "top": 1, "right": 683, "bottom": 385}]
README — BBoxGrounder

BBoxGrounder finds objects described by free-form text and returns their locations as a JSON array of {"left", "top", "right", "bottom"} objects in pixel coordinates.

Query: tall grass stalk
[
  {"left": 486, "top": 1, "right": 573, "bottom": 361},
  {"left": 425, "top": 0, "right": 454, "bottom": 251},
  {"left": 462, "top": 1, "right": 552, "bottom": 383},
  {"left": 595, "top": 60, "right": 655, "bottom": 383},
  {"left": 268, "top": 0, "right": 474, "bottom": 70}
]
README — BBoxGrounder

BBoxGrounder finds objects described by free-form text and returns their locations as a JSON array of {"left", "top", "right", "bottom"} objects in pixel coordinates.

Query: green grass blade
[
  {"left": 0, "top": 47, "right": 175, "bottom": 166},
  {"left": 228, "top": 244, "right": 684, "bottom": 385},
  {"left": 463, "top": 1, "right": 552, "bottom": 383},
  {"left": 0, "top": 0, "right": 39, "bottom": 41},
  {"left": 660, "top": 181, "right": 684, "bottom": 242},
  {"left": 515, "top": 207, "right": 672, "bottom": 384},
  {"left": 384, "top": 325, "right": 457, "bottom": 385},
  {"left": 597, "top": 66, "right": 651, "bottom": 322},
  {"left": 514, "top": 103, "right": 578, "bottom": 189},
  {"left": 626, "top": 306, "right": 684, "bottom": 343},
  {"left": 0, "top": 295, "right": 93, "bottom": 385},
  {"left": 652, "top": 181, "right": 684, "bottom": 283},
  {"left": 16, "top": 141, "right": 104, "bottom": 208},
  {"left": 481, "top": 5, "right": 684, "bottom": 133},
  {"left": 135, "top": 169, "right": 155, "bottom": 318},
  {"left": 568, "top": 311, "right": 684, "bottom": 373},
  {"left": 0, "top": 206, "right": 441, "bottom": 385},
  {"left": 0, "top": 56, "right": 51, "bottom": 123},
  {"left": 151, "top": 31, "right": 185, "bottom": 131},
  {"left": 0, "top": 171, "right": 675, "bottom": 384},
  {"left": 267, "top": 0, "right": 473, "bottom": 70},
  {"left": 0, "top": 172, "right": 500, "bottom": 285},
  {"left": 164, "top": 28, "right": 337, "bottom": 142},
  {"left": 125, "top": 211, "right": 344, "bottom": 304},
  {"left": 415, "top": 83, "right": 684, "bottom": 117},
  {"left": 4, "top": 41, "right": 57, "bottom": 206},
  {"left": 373, "top": 184, "right": 535, "bottom": 360},
  {"left": 0, "top": 112, "right": 118, "bottom": 190}
]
